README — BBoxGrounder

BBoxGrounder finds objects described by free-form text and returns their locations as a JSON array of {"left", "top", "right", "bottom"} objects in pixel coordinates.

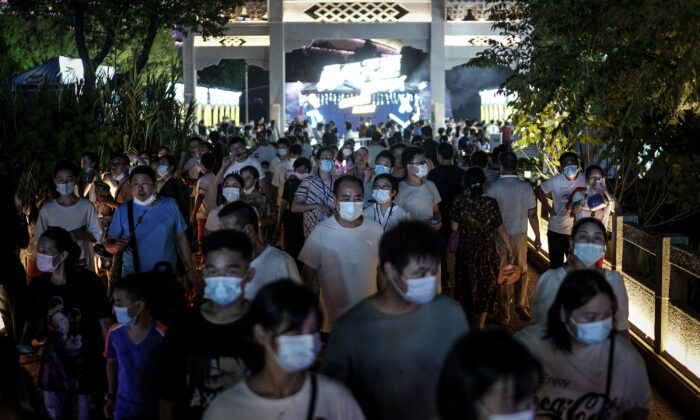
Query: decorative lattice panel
[
  {"left": 219, "top": 36, "right": 247, "bottom": 47},
  {"left": 229, "top": 1, "right": 268, "bottom": 22},
  {"left": 304, "top": 2, "right": 410, "bottom": 23},
  {"left": 446, "top": 1, "right": 515, "bottom": 21}
]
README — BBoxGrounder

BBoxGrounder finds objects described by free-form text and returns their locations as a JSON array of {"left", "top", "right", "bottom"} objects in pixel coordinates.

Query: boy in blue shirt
[{"left": 104, "top": 273, "right": 166, "bottom": 420}]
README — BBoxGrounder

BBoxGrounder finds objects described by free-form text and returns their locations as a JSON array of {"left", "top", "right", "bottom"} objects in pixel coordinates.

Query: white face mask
[
  {"left": 277, "top": 148, "right": 288, "bottom": 157},
  {"left": 338, "top": 201, "right": 363, "bottom": 222},
  {"left": 569, "top": 316, "right": 613, "bottom": 345},
  {"left": 204, "top": 276, "right": 243, "bottom": 306},
  {"left": 573, "top": 242, "right": 604, "bottom": 266},
  {"left": 270, "top": 333, "right": 320, "bottom": 372},
  {"left": 157, "top": 165, "right": 169, "bottom": 176},
  {"left": 372, "top": 189, "right": 391, "bottom": 204},
  {"left": 477, "top": 402, "right": 535, "bottom": 420},
  {"left": 222, "top": 187, "right": 240, "bottom": 202},
  {"left": 374, "top": 164, "right": 390, "bottom": 175},
  {"left": 133, "top": 194, "right": 156, "bottom": 207},
  {"left": 244, "top": 186, "right": 255, "bottom": 195},
  {"left": 342, "top": 148, "right": 353, "bottom": 157},
  {"left": 414, "top": 163, "right": 429, "bottom": 178},
  {"left": 392, "top": 275, "right": 437, "bottom": 304},
  {"left": 56, "top": 182, "right": 75, "bottom": 196},
  {"left": 113, "top": 173, "right": 126, "bottom": 181},
  {"left": 294, "top": 172, "right": 309, "bottom": 180}
]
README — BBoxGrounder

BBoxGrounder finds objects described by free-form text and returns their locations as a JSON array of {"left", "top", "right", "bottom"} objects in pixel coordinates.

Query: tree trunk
[
  {"left": 135, "top": 15, "right": 159, "bottom": 74},
  {"left": 74, "top": 3, "right": 95, "bottom": 88}
]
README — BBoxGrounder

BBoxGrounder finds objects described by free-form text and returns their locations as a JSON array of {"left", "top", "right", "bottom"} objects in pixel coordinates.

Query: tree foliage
[
  {"left": 7, "top": 0, "right": 244, "bottom": 84},
  {"left": 470, "top": 0, "right": 700, "bottom": 227}
]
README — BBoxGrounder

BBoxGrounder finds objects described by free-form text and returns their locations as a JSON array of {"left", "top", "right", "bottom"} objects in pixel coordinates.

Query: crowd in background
[{"left": 0, "top": 113, "right": 648, "bottom": 420}]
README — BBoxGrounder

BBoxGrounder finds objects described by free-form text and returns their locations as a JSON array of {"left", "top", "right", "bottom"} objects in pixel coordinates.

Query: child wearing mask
[
  {"left": 153, "top": 230, "right": 256, "bottom": 420},
  {"left": 104, "top": 274, "right": 166, "bottom": 420}
]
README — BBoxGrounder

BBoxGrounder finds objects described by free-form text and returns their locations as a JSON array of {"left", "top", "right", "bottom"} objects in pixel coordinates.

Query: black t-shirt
[
  {"left": 428, "top": 165, "right": 465, "bottom": 237},
  {"left": 160, "top": 177, "right": 182, "bottom": 211},
  {"left": 322, "top": 132, "right": 338, "bottom": 147},
  {"left": 422, "top": 138, "right": 438, "bottom": 166},
  {"left": 23, "top": 269, "right": 111, "bottom": 391},
  {"left": 153, "top": 305, "right": 255, "bottom": 420}
]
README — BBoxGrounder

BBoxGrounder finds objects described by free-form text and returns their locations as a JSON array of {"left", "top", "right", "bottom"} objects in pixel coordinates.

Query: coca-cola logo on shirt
[{"left": 536, "top": 392, "right": 617, "bottom": 420}]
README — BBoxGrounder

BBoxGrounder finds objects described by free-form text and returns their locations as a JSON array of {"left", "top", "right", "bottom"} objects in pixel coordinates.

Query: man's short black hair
[
  {"left": 499, "top": 151, "right": 518, "bottom": 171},
  {"left": 389, "top": 143, "right": 406, "bottom": 154},
  {"left": 201, "top": 152, "right": 216, "bottom": 171},
  {"left": 130, "top": 165, "right": 156, "bottom": 183},
  {"left": 110, "top": 153, "right": 129, "bottom": 165},
  {"left": 202, "top": 228, "right": 252, "bottom": 261},
  {"left": 470, "top": 151, "right": 489, "bottom": 169},
  {"left": 401, "top": 146, "right": 425, "bottom": 170},
  {"left": 559, "top": 151, "right": 579, "bottom": 165},
  {"left": 491, "top": 144, "right": 508, "bottom": 164},
  {"left": 289, "top": 144, "right": 302, "bottom": 156},
  {"left": 159, "top": 154, "right": 177, "bottom": 169},
  {"left": 437, "top": 143, "right": 454, "bottom": 161},
  {"left": 379, "top": 221, "right": 442, "bottom": 274},
  {"left": 113, "top": 273, "right": 151, "bottom": 304},
  {"left": 372, "top": 173, "right": 398, "bottom": 192},
  {"left": 229, "top": 136, "right": 246, "bottom": 148},
  {"left": 240, "top": 165, "right": 259, "bottom": 180},
  {"left": 276, "top": 137, "right": 291, "bottom": 148},
  {"left": 81, "top": 152, "right": 99, "bottom": 165},
  {"left": 420, "top": 125, "right": 433, "bottom": 138},
  {"left": 54, "top": 160, "right": 79, "bottom": 178},
  {"left": 333, "top": 175, "right": 364, "bottom": 197},
  {"left": 293, "top": 157, "right": 312, "bottom": 172},
  {"left": 375, "top": 150, "right": 396, "bottom": 167},
  {"left": 217, "top": 201, "right": 259, "bottom": 233}
]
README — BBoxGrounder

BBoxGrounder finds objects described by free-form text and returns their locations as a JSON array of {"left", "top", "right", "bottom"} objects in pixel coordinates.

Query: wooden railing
[{"left": 526, "top": 191, "right": 700, "bottom": 414}]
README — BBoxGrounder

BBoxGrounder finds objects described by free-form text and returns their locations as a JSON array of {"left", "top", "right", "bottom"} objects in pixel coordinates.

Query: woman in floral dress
[{"left": 450, "top": 168, "right": 513, "bottom": 329}]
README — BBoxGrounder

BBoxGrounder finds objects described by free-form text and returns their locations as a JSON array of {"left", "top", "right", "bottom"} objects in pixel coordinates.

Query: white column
[
  {"left": 183, "top": 32, "right": 197, "bottom": 106},
  {"left": 269, "top": 0, "right": 285, "bottom": 133},
  {"left": 430, "top": 0, "right": 446, "bottom": 129}
]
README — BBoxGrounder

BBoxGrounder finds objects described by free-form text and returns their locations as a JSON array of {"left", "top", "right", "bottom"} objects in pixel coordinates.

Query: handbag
[{"left": 497, "top": 264, "right": 521, "bottom": 285}]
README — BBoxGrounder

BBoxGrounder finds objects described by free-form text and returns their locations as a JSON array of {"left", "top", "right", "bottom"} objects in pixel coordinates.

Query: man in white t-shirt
[
  {"left": 217, "top": 201, "right": 301, "bottom": 301},
  {"left": 216, "top": 137, "right": 267, "bottom": 195},
  {"left": 394, "top": 147, "right": 442, "bottom": 225},
  {"left": 486, "top": 151, "right": 542, "bottom": 323},
  {"left": 535, "top": 152, "right": 586, "bottom": 268},
  {"left": 248, "top": 130, "right": 277, "bottom": 167},
  {"left": 298, "top": 176, "right": 383, "bottom": 332}
]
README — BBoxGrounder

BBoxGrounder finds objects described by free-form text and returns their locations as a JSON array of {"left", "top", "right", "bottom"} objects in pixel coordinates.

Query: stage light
[
  {"left": 338, "top": 94, "right": 372, "bottom": 109},
  {"left": 352, "top": 104, "right": 377, "bottom": 114}
]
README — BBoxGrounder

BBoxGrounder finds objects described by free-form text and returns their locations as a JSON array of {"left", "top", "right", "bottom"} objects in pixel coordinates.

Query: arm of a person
[
  {"left": 105, "top": 235, "right": 128, "bottom": 254},
  {"left": 99, "top": 318, "right": 112, "bottom": 343},
  {"left": 106, "top": 357, "right": 118, "bottom": 398},
  {"left": 534, "top": 185, "right": 554, "bottom": 217},
  {"left": 175, "top": 231, "right": 193, "bottom": 272},
  {"left": 432, "top": 203, "right": 442, "bottom": 229},
  {"left": 497, "top": 224, "right": 513, "bottom": 259},
  {"left": 214, "top": 157, "right": 233, "bottom": 185},
  {"left": 301, "top": 264, "right": 317, "bottom": 291},
  {"left": 191, "top": 193, "right": 204, "bottom": 224},
  {"left": 291, "top": 194, "right": 320, "bottom": 214},
  {"left": 527, "top": 208, "right": 541, "bottom": 250}
]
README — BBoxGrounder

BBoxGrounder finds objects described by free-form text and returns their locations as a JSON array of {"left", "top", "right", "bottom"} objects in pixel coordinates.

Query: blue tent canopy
[{"left": 12, "top": 56, "right": 114, "bottom": 86}]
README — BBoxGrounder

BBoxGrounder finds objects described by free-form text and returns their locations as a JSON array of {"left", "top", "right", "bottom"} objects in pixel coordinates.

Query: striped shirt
[{"left": 295, "top": 174, "right": 336, "bottom": 237}]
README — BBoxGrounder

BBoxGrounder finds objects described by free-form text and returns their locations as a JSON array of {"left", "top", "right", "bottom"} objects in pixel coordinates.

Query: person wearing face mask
[
  {"left": 249, "top": 130, "right": 278, "bottom": 170},
  {"left": 437, "top": 330, "right": 542, "bottom": 420},
  {"left": 203, "top": 280, "right": 365, "bottom": 420},
  {"left": 204, "top": 173, "right": 244, "bottom": 236},
  {"left": 362, "top": 151, "right": 395, "bottom": 208},
  {"left": 104, "top": 274, "right": 166, "bottom": 420},
  {"left": 345, "top": 146, "right": 371, "bottom": 184},
  {"left": 21, "top": 227, "right": 112, "bottom": 420},
  {"left": 154, "top": 230, "right": 256, "bottom": 420},
  {"left": 531, "top": 217, "right": 629, "bottom": 331},
  {"left": 271, "top": 141, "right": 301, "bottom": 209},
  {"left": 268, "top": 137, "right": 291, "bottom": 177},
  {"left": 516, "top": 270, "right": 650, "bottom": 420},
  {"left": 105, "top": 166, "right": 193, "bottom": 284},
  {"left": 280, "top": 158, "right": 312, "bottom": 262},
  {"left": 451, "top": 168, "right": 513, "bottom": 330},
  {"left": 336, "top": 141, "right": 356, "bottom": 174},
  {"left": 155, "top": 154, "right": 183, "bottom": 212},
  {"left": 80, "top": 151, "right": 99, "bottom": 203},
  {"left": 99, "top": 153, "right": 133, "bottom": 210},
  {"left": 394, "top": 147, "right": 443, "bottom": 227},
  {"left": 535, "top": 151, "right": 586, "bottom": 268},
  {"left": 298, "top": 176, "right": 382, "bottom": 333},
  {"left": 292, "top": 147, "right": 338, "bottom": 238},
  {"left": 216, "top": 202, "right": 300, "bottom": 301},
  {"left": 191, "top": 153, "right": 219, "bottom": 247},
  {"left": 239, "top": 166, "right": 275, "bottom": 240},
  {"left": 362, "top": 174, "right": 410, "bottom": 231},
  {"left": 34, "top": 161, "right": 103, "bottom": 273},
  {"left": 216, "top": 137, "right": 268, "bottom": 196},
  {"left": 321, "top": 221, "right": 467, "bottom": 420}
]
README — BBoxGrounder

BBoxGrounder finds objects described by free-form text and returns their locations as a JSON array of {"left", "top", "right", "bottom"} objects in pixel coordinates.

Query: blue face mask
[
  {"left": 563, "top": 165, "right": 578, "bottom": 178},
  {"left": 570, "top": 316, "right": 613, "bottom": 345},
  {"left": 320, "top": 159, "right": 334, "bottom": 173},
  {"left": 114, "top": 305, "right": 136, "bottom": 326},
  {"left": 374, "top": 164, "right": 390, "bottom": 175},
  {"left": 204, "top": 276, "right": 243, "bottom": 306}
]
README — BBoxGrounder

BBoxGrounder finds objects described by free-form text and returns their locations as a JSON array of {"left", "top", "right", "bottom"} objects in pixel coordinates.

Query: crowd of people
[{"left": 0, "top": 114, "right": 650, "bottom": 420}]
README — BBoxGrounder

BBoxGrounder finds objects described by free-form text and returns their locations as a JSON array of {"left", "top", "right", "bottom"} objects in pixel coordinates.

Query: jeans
[
  {"left": 547, "top": 230, "right": 571, "bottom": 269},
  {"left": 44, "top": 391, "right": 92, "bottom": 420}
]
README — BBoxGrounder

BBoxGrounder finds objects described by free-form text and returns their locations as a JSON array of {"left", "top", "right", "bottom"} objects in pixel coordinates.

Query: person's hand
[
  {"left": 534, "top": 237, "right": 542, "bottom": 252},
  {"left": 432, "top": 221, "right": 442, "bottom": 231},
  {"left": 317, "top": 204, "right": 333, "bottom": 217},
  {"left": 222, "top": 155, "right": 233, "bottom": 168},
  {"left": 180, "top": 151, "right": 187, "bottom": 159},
  {"left": 103, "top": 399, "right": 115, "bottom": 419},
  {"left": 507, "top": 250, "right": 515, "bottom": 265},
  {"left": 107, "top": 238, "right": 129, "bottom": 253},
  {"left": 185, "top": 269, "right": 196, "bottom": 289}
]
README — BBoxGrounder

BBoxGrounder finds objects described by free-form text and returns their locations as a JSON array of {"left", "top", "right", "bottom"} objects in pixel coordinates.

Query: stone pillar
[
  {"left": 183, "top": 32, "right": 196, "bottom": 106},
  {"left": 430, "top": 0, "right": 446, "bottom": 129},
  {"left": 269, "top": 0, "right": 285, "bottom": 133}
]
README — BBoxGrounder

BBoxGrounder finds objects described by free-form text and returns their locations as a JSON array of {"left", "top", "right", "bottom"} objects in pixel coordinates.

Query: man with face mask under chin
[
  {"left": 153, "top": 229, "right": 257, "bottom": 420},
  {"left": 320, "top": 220, "right": 468, "bottom": 420},
  {"left": 298, "top": 176, "right": 383, "bottom": 335}
]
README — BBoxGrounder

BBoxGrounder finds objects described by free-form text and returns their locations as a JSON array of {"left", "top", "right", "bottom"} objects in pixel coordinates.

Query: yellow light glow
[
  {"left": 338, "top": 95, "right": 372, "bottom": 109},
  {"left": 352, "top": 104, "right": 377, "bottom": 114}
]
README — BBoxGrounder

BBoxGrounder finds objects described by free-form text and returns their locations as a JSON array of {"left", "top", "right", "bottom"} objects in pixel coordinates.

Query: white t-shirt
[
  {"left": 532, "top": 267, "right": 629, "bottom": 331},
  {"left": 203, "top": 374, "right": 366, "bottom": 420},
  {"left": 250, "top": 144, "right": 277, "bottom": 166},
  {"left": 272, "top": 159, "right": 294, "bottom": 188},
  {"left": 246, "top": 245, "right": 301, "bottom": 300},
  {"left": 223, "top": 157, "right": 265, "bottom": 180},
  {"left": 184, "top": 156, "right": 201, "bottom": 180},
  {"left": 540, "top": 173, "right": 586, "bottom": 234},
  {"left": 362, "top": 203, "right": 410, "bottom": 231},
  {"left": 298, "top": 217, "right": 383, "bottom": 332},
  {"left": 205, "top": 203, "right": 226, "bottom": 232},
  {"left": 572, "top": 187, "right": 613, "bottom": 227},
  {"left": 268, "top": 156, "right": 284, "bottom": 176},
  {"left": 515, "top": 323, "right": 651, "bottom": 419},
  {"left": 394, "top": 180, "right": 442, "bottom": 221},
  {"left": 196, "top": 173, "right": 218, "bottom": 219},
  {"left": 35, "top": 198, "right": 103, "bottom": 270}
]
